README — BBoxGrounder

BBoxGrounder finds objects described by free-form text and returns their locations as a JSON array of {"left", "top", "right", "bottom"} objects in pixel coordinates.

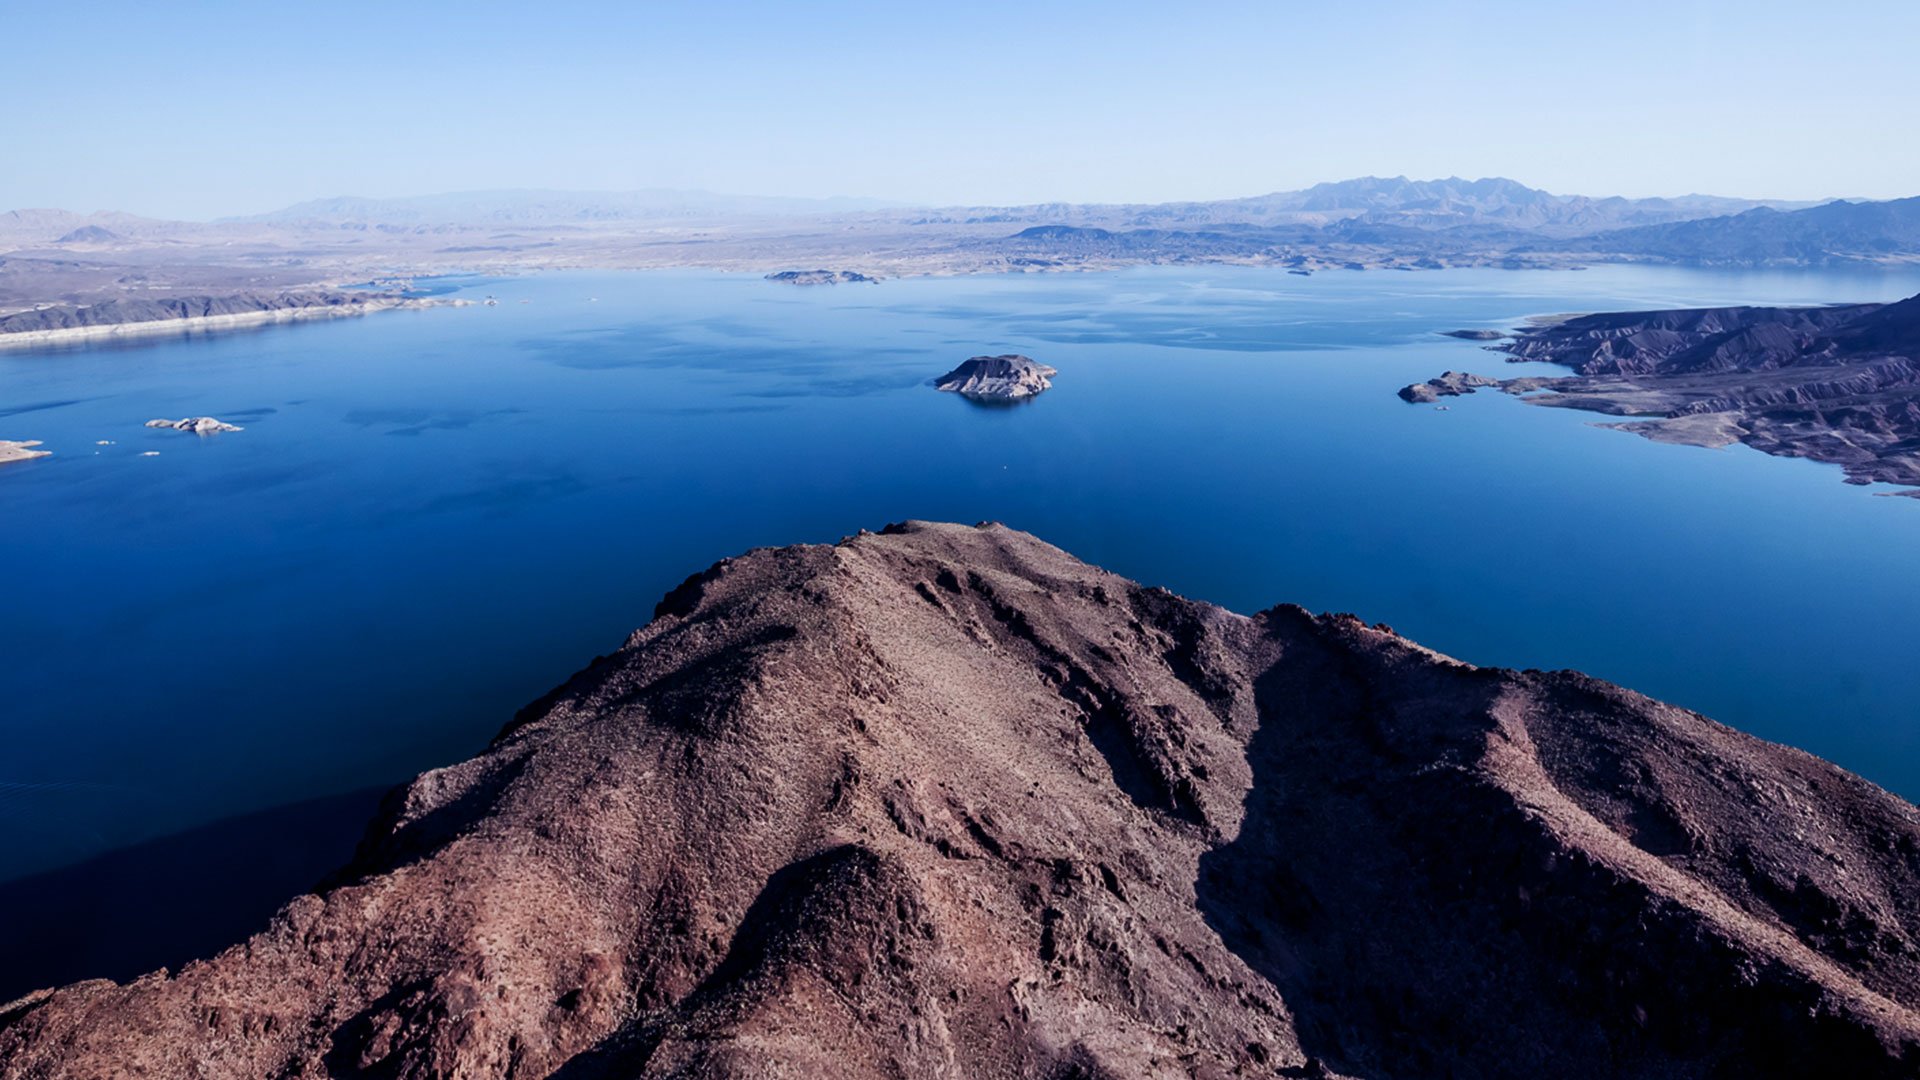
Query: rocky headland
[
  {"left": 934, "top": 354, "right": 1057, "bottom": 402},
  {"left": 1402, "top": 294, "right": 1920, "bottom": 492},
  {"left": 5, "top": 521, "right": 1920, "bottom": 1079}
]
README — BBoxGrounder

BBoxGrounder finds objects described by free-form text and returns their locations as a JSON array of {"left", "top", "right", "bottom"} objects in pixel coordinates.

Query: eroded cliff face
[{"left": 4, "top": 522, "right": 1918, "bottom": 1079}]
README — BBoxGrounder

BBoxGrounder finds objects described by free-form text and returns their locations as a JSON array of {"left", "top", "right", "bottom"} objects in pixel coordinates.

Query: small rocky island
[
  {"left": 1402, "top": 293, "right": 1920, "bottom": 493},
  {"left": 0, "top": 439, "right": 50, "bottom": 465},
  {"left": 934, "top": 353, "right": 1057, "bottom": 402},
  {"left": 764, "top": 269, "right": 878, "bottom": 286},
  {"left": 1398, "top": 370, "right": 1500, "bottom": 403},
  {"left": 146, "top": 417, "right": 242, "bottom": 434}
]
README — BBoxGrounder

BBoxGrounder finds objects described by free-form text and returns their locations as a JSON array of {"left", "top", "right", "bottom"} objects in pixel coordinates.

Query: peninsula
[
  {"left": 5, "top": 522, "right": 1918, "bottom": 1078},
  {"left": 0, "top": 440, "right": 49, "bottom": 465},
  {"left": 1403, "top": 293, "right": 1920, "bottom": 492}
]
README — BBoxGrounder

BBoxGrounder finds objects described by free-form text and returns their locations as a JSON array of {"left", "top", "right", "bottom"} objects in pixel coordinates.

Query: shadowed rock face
[{"left": 4, "top": 521, "right": 1919, "bottom": 1079}]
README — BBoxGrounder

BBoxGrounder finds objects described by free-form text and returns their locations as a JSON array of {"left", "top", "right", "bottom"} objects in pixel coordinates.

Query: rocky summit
[{"left": 4, "top": 521, "right": 1920, "bottom": 1079}]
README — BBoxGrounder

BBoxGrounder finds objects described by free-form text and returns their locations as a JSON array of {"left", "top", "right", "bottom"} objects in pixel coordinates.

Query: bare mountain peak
[{"left": 5, "top": 522, "right": 1918, "bottom": 1078}]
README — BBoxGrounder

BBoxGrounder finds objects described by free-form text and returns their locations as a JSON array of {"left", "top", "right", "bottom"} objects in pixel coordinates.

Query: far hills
[{"left": 0, "top": 177, "right": 1914, "bottom": 314}]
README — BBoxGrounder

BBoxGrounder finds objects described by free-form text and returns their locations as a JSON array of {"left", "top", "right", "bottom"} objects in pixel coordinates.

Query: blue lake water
[{"left": 4, "top": 264, "right": 1920, "bottom": 885}]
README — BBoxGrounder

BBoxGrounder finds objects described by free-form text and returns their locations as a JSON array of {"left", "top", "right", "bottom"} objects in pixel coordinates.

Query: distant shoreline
[{"left": 0, "top": 296, "right": 449, "bottom": 353}]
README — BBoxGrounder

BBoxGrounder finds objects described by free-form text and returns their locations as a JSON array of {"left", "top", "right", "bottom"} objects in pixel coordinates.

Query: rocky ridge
[{"left": 3, "top": 521, "right": 1919, "bottom": 1079}]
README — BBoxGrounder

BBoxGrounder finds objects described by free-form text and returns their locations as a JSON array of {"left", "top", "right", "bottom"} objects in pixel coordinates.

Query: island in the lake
[
  {"left": 4, "top": 522, "right": 1918, "bottom": 1078},
  {"left": 764, "top": 269, "right": 879, "bottom": 285},
  {"left": 0, "top": 291, "right": 442, "bottom": 351},
  {"left": 0, "top": 440, "right": 49, "bottom": 465},
  {"left": 934, "top": 353, "right": 1057, "bottom": 401},
  {"left": 145, "top": 417, "right": 242, "bottom": 434},
  {"left": 1398, "top": 369, "right": 1500, "bottom": 403},
  {"left": 1403, "top": 292, "right": 1920, "bottom": 493}
]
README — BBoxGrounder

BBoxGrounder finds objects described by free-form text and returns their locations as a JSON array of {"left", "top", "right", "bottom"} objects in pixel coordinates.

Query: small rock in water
[{"left": 146, "top": 417, "right": 243, "bottom": 434}]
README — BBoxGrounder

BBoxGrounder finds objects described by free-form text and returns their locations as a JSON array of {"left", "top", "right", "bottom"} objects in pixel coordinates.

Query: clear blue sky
[{"left": 8, "top": 0, "right": 1916, "bottom": 218}]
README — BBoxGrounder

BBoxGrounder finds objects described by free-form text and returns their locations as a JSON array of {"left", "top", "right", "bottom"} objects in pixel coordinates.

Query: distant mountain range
[
  {"left": 133, "top": 176, "right": 1805, "bottom": 236},
  {"left": 1564, "top": 196, "right": 1920, "bottom": 266},
  {"left": 2, "top": 178, "right": 1916, "bottom": 296},
  {"left": 925, "top": 176, "right": 1812, "bottom": 238}
]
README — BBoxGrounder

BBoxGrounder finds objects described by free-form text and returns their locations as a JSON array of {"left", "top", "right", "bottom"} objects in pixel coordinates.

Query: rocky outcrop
[
  {"left": 934, "top": 354, "right": 1057, "bottom": 401},
  {"left": 145, "top": 417, "right": 242, "bottom": 434},
  {"left": 1398, "top": 370, "right": 1500, "bottom": 402},
  {"left": 5, "top": 521, "right": 1920, "bottom": 1079},
  {"left": 1440, "top": 328, "right": 1507, "bottom": 340}
]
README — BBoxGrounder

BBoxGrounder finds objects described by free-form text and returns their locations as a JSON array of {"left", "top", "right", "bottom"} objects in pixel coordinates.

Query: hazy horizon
[
  {"left": 10, "top": 1, "right": 1917, "bottom": 219},
  {"left": 5, "top": 175, "right": 1876, "bottom": 224}
]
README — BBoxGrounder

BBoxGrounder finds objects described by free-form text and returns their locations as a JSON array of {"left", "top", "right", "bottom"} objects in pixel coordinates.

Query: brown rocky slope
[{"left": 4, "top": 521, "right": 1919, "bottom": 1078}]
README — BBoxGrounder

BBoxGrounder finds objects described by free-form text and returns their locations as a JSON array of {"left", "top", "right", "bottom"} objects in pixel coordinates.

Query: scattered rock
[{"left": 935, "top": 354, "right": 1057, "bottom": 401}]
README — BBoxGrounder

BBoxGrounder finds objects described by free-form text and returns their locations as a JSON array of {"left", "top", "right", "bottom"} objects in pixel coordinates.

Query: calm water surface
[{"left": 4, "top": 264, "right": 1920, "bottom": 884}]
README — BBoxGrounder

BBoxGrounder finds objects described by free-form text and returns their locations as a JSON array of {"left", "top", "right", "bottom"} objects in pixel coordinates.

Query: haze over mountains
[
  {"left": 0, "top": 176, "right": 1914, "bottom": 316},
  {"left": 0, "top": 176, "right": 1830, "bottom": 240}
]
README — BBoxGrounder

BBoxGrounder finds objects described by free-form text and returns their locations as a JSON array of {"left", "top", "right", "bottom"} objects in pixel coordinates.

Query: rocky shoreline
[
  {"left": 5, "top": 522, "right": 1919, "bottom": 1078},
  {"left": 1403, "top": 294, "right": 1920, "bottom": 493},
  {"left": 0, "top": 292, "right": 445, "bottom": 352}
]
